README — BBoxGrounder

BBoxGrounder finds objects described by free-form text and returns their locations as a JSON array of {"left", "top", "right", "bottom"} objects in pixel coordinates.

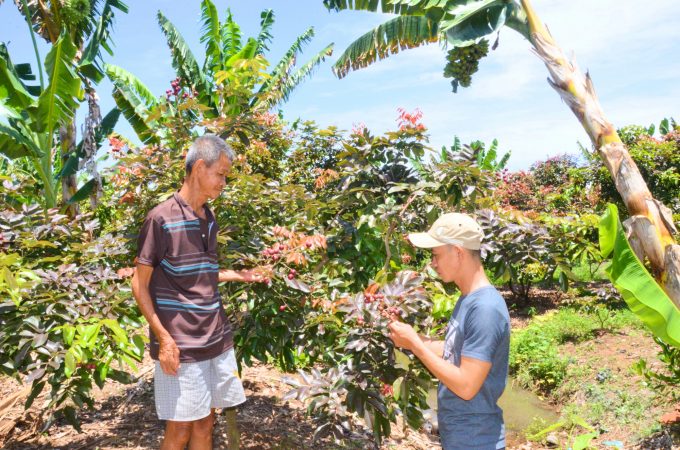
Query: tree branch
[{"left": 383, "top": 221, "right": 397, "bottom": 272}]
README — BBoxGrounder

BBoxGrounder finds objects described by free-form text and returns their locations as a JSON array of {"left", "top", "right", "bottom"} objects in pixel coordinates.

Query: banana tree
[
  {"left": 105, "top": 0, "right": 334, "bottom": 147},
  {"left": 0, "top": 0, "right": 127, "bottom": 212},
  {"left": 321, "top": 0, "right": 680, "bottom": 313},
  {"left": 440, "top": 136, "right": 510, "bottom": 172}
]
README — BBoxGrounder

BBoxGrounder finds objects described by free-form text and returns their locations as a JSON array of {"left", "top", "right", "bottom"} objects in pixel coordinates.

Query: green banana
[{"left": 442, "top": 39, "right": 490, "bottom": 93}]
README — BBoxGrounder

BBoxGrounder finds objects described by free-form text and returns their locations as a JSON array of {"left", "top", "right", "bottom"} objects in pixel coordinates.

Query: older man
[
  {"left": 132, "top": 135, "right": 267, "bottom": 450},
  {"left": 388, "top": 213, "right": 511, "bottom": 450}
]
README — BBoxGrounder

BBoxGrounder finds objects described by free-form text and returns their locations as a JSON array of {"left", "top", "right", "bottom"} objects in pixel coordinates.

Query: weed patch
[{"left": 510, "top": 306, "right": 644, "bottom": 394}]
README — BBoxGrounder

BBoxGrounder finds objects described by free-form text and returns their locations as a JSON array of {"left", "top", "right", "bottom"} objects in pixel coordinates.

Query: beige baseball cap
[{"left": 408, "top": 213, "right": 483, "bottom": 250}]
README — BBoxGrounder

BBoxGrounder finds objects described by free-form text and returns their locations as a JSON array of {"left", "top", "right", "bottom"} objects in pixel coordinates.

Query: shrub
[
  {"left": 530, "top": 153, "right": 579, "bottom": 189},
  {"left": 476, "top": 210, "right": 573, "bottom": 299},
  {"left": 0, "top": 179, "right": 143, "bottom": 432},
  {"left": 591, "top": 122, "right": 680, "bottom": 215},
  {"left": 632, "top": 338, "right": 680, "bottom": 404},
  {"left": 510, "top": 328, "right": 569, "bottom": 392},
  {"left": 493, "top": 153, "right": 604, "bottom": 216}
]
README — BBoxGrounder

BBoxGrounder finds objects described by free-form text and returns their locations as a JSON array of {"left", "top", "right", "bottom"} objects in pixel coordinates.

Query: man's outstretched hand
[
  {"left": 219, "top": 266, "right": 273, "bottom": 283},
  {"left": 388, "top": 317, "right": 420, "bottom": 352},
  {"left": 241, "top": 266, "right": 272, "bottom": 283}
]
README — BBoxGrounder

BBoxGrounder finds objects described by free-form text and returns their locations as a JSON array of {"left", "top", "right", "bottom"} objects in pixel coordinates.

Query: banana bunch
[
  {"left": 61, "top": 0, "right": 91, "bottom": 26},
  {"left": 443, "top": 40, "right": 490, "bottom": 93}
]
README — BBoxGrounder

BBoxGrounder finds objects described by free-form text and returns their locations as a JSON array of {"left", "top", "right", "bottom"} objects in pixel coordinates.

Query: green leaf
[
  {"left": 394, "top": 349, "right": 411, "bottom": 368},
  {"left": 104, "top": 64, "right": 157, "bottom": 107},
  {"left": 569, "top": 415, "right": 596, "bottom": 433},
  {"left": 443, "top": 1, "right": 511, "bottom": 46},
  {"left": 221, "top": 8, "right": 243, "bottom": 61},
  {"left": 0, "top": 43, "right": 34, "bottom": 81},
  {"left": 74, "top": 106, "right": 121, "bottom": 158},
  {"left": 496, "top": 150, "right": 511, "bottom": 171},
  {"left": 66, "top": 179, "right": 96, "bottom": 205},
  {"left": 65, "top": 351, "right": 76, "bottom": 373},
  {"left": 393, "top": 377, "right": 403, "bottom": 401},
  {"left": 3, "top": 267, "right": 19, "bottom": 291},
  {"left": 0, "top": 97, "right": 22, "bottom": 120},
  {"left": 63, "top": 326, "right": 76, "bottom": 345},
  {"left": 199, "top": 0, "right": 223, "bottom": 74},
  {"left": 528, "top": 421, "right": 566, "bottom": 440},
  {"left": 660, "top": 118, "right": 670, "bottom": 136},
  {"left": 35, "top": 30, "right": 83, "bottom": 135},
  {"left": 63, "top": 406, "right": 81, "bottom": 432},
  {"left": 225, "top": 37, "right": 259, "bottom": 66},
  {"left": 0, "top": 43, "right": 39, "bottom": 99},
  {"left": 599, "top": 204, "right": 680, "bottom": 348},
  {"left": 132, "top": 334, "right": 145, "bottom": 357},
  {"left": 332, "top": 16, "right": 438, "bottom": 79},
  {"left": 482, "top": 139, "right": 498, "bottom": 170},
  {"left": 157, "top": 11, "right": 209, "bottom": 91},
  {"left": 119, "top": 354, "right": 138, "bottom": 372},
  {"left": 0, "top": 58, "right": 35, "bottom": 111},
  {"left": 323, "top": 0, "right": 422, "bottom": 15},
  {"left": 78, "top": 0, "right": 130, "bottom": 83},
  {"left": 256, "top": 9, "right": 275, "bottom": 55},
  {"left": 102, "top": 319, "right": 128, "bottom": 343},
  {"left": 572, "top": 433, "right": 596, "bottom": 450},
  {"left": 25, "top": 381, "right": 45, "bottom": 409},
  {"left": 258, "top": 34, "right": 334, "bottom": 107},
  {"left": 558, "top": 270, "right": 569, "bottom": 293},
  {"left": 0, "top": 121, "right": 43, "bottom": 159},
  {"left": 54, "top": 154, "right": 79, "bottom": 180},
  {"left": 112, "top": 84, "right": 157, "bottom": 144},
  {"left": 235, "top": 130, "right": 250, "bottom": 147},
  {"left": 106, "top": 368, "right": 137, "bottom": 384}
]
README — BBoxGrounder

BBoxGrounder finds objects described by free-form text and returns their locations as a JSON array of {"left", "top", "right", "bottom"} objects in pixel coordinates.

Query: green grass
[
  {"left": 510, "top": 306, "right": 644, "bottom": 394},
  {"left": 568, "top": 261, "right": 609, "bottom": 283},
  {"left": 561, "top": 383, "right": 661, "bottom": 441}
]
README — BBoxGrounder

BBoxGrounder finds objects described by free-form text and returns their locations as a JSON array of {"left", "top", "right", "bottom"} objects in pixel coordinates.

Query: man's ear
[
  {"left": 456, "top": 246, "right": 465, "bottom": 262},
  {"left": 193, "top": 159, "right": 206, "bottom": 174}
]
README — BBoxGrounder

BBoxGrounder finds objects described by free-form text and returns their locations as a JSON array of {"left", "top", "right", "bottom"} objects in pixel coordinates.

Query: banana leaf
[{"left": 599, "top": 204, "right": 680, "bottom": 348}]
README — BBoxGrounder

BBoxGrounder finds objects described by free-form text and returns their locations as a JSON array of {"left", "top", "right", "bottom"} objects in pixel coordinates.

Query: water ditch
[{"left": 423, "top": 378, "right": 559, "bottom": 439}]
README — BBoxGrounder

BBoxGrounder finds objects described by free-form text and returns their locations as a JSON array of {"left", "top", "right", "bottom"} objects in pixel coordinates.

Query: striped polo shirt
[{"left": 137, "top": 191, "right": 232, "bottom": 363}]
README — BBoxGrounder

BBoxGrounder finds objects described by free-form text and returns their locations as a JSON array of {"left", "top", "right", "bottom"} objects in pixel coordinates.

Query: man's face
[
  {"left": 197, "top": 153, "right": 232, "bottom": 199},
  {"left": 430, "top": 245, "right": 461, "bottom": 283}
]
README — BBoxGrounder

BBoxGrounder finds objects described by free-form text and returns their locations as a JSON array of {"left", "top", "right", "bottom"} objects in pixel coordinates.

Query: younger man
[{"left": 388, "top": 213, "right": 511, "bottom": 450}]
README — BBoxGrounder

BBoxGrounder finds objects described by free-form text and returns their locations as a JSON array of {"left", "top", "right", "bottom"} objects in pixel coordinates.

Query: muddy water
[{"left": 425, "top": 379, "right": 559, "bottom": 434}]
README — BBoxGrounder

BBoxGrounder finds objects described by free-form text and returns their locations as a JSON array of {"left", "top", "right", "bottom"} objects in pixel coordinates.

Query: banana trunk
[
  {"left": 59, "top": 119, "right": 80, "bottom": 218},
  {"left": 520, "top": 0, "right": 680, "bottom": 310}
]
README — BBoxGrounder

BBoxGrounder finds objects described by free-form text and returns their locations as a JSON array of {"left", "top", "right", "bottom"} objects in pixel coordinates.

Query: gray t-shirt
[{"left": 437, "top": 285, "right": 511, "bottom": 450}]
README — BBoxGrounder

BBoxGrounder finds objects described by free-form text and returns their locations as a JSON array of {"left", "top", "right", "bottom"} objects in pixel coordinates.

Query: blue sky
[{"left": 1, "top": 0, "right": 679, "bottom": 170}]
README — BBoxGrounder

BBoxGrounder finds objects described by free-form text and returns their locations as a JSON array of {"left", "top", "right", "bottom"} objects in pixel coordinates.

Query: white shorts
[{"left": 154, "top": 348, "right": 246, "bottom": 422}]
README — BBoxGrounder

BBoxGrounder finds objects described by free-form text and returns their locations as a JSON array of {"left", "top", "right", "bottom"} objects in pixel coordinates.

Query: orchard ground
[{"left": 1, "top": 273, "right": 679, "bottom": 450}]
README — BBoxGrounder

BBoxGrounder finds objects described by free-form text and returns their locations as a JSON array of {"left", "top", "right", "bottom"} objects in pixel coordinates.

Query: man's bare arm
[
  {"left": 389, "top": 320, "right": 491, "bottom": 400},
  {"left": 418, "top": 335, "right": 445, "bottom": 356},
  {"left": 412, "top": 342, "right": 491, "bottom": 400},
  {"left": 218, "top": 266, "right": 271, "bottom": 283},
  {"left": 131, "top": 264, "right": 180, "bottom": 376}
]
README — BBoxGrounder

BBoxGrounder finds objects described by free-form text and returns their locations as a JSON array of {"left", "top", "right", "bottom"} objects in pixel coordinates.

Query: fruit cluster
[
  {"left": 165, "top": 77, "right": 198, "bottom": 100},
  {"left": 359, "top": 292, "right": 407, "bottom": 324},
  {"left": 494, "top": 169, "right": 536, "bottom": 210},
  {"left": 62, "top": 0, "right": 91, "bottom": 26},
  {"left": 76, "top": 362, "right": 97, "bottom": 370},
  {"left": 443, "top": 40, "right": 490, "bottom": 93}
]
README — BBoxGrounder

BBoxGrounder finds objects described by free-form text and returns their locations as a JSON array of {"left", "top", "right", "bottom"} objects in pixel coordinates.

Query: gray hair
[{"left": 185, "top": 135, "right": 235, "bottom": 176}]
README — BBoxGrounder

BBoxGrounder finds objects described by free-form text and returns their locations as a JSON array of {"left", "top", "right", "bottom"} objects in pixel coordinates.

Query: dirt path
[
  {"left": 0, "top": 355, "right": 441, "bottom": 450},
  {"left": 1, "top": 284, "right": 679, "bottom": 449}
]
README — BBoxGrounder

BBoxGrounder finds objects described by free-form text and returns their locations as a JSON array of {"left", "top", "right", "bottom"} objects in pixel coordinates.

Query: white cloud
[{"left": 282, "top": 0, "right": 680, "bottom": 172}]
